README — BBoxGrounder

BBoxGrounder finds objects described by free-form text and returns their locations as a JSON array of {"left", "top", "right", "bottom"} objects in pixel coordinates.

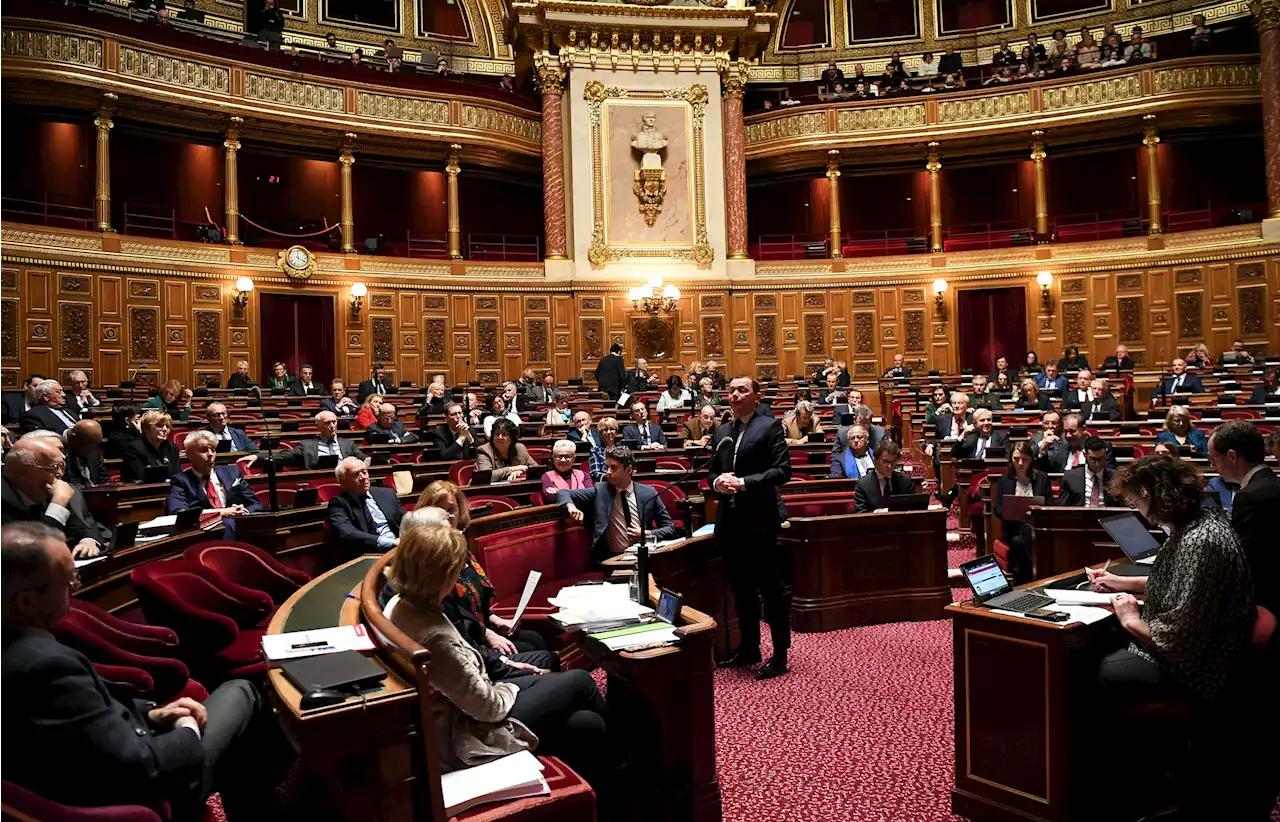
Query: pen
[{"left": 1102, "top": 559, "right": 1111, "bottom": 573}]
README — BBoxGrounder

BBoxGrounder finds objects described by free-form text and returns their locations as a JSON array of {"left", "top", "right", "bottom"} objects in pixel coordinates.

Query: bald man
[
  {"left": 66, "top": 419, "right": 108, "bottom": 488},
  {"left": 275, "top": 411, "right": 364, "bottom": 470},
  {"left": 0, "top": 437, "right": 104, "bottom": 557},
  {"left": 326, "top": 456, "right": 405, "bottom": 553}
]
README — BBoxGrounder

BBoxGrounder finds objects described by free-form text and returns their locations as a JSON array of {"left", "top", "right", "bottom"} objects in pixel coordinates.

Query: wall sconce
[
  {"left": 349, "top": 282, "right": 367, "bottom": 319},
  {"left": 932, "top": 278, "right": 948, "bottom": 317},
  {"left": 232, "top": 277, "right": 253, "bottom": 319},
  {"left": 628, "top": 276, "right": 680, "bottom": 315},
  {"left": 1036, "top": 271, "right": 1054, "bottom": 311}
]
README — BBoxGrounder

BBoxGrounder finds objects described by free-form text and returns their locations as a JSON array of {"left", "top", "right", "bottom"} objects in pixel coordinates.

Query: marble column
[
  {"left": 926, "top": 142, "right": 943, "bottom": 253},
  {"left": 723, "top": 64, "right": 749, "bottom": 260},
  {"left": 1142, "top": 115, "right": 1162, "bottom": 235},
  {"left": 223, "top": 116, "right": 243, "bottom": 245},
  {"left": 446, "top": 143, "right": 462, "bottom": 260},
  {"left": 1254, "top": 0, "right": 1280, "bottom": 217},
  {"left": 93, "top": 93, "right": 117, "bottom": 232},
  {"left": 539, "top": 67, "right": 567, "bottom": 259},
  {"left": 339, "top": 133, "right": 356, "bottom": 253},
  {"left": 1030, "top": 130, "right": 1049, "bottom": 238},
  {"left": 826, "top": 150, "right": 842, "bottom": 258}
]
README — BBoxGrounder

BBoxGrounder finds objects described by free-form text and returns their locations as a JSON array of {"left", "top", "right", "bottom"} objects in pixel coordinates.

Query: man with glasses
[
  {"left": 830, "top": 424, "right": 875, "bottom": 479},
  {"left": 1056, "top": 436, "right": 1120, "bottom": 507},
  {"left": 202, "top": 402, "right": 257, "bottom": 454},
  {"left": 429, "top": 401, "right": 475, "bottom": 461},
  {"left": 0, "top": 436, "right": 104, "bottom": 558},
  {"left": 18, "top": 379, "right": 81, "bottom": 436}
]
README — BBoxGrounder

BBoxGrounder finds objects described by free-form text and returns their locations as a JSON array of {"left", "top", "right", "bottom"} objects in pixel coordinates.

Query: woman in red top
[{"left": 355, "top": 393, "right": 382, "bottom": 429}]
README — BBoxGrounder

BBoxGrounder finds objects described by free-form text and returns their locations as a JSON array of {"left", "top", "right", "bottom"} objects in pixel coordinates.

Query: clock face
[{"left": 287, "top": 247, "right": 310, "bottom": 270}]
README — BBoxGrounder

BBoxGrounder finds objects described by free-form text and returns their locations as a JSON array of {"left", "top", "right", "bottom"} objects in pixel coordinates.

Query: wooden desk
[
  {"left": 783, "top": 508, "right": 951, "bottom": 631},
  {"left": 75, "top": 528, "right": 213, "bottom": 615},
  {"left": 1029, "top": 506, "right": 1134, "bottom": 579}
]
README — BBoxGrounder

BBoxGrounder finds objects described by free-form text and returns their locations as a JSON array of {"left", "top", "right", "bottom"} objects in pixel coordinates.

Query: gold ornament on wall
[{"left": 276, "top": 245, "right": 316, "bottom": 281}]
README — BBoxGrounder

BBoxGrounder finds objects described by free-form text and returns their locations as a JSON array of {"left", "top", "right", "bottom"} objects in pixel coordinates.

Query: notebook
[
  {"left": 439, "top": 751, "right": 549, "bottom": 816},
  {"left": 1001, "top": 495, "right": 1043, "bottom": 523},
  {"left": 279, "top": 650, "right": 386, "bottom": 694}
]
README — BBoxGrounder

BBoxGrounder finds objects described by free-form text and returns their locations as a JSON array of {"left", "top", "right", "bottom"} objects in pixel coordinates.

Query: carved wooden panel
[
  {"left": 371, "top": 317, "right": 395, "bottom": 363},
  {"left": 129, "top": 280, "right": 158, "bottom": 299},
  {"left": 60, "top": 274, "right": 91, "bottom": 295},
  {"left": 1, "top": 270, "right": 16, "bottom": 290},
  {"left": 700, "top": 295, "right": 724, "bottom": 311},
  {"left": 1177, "top": 293, "right": 1203, "bottom": 339},
  {"left": 1236, "top": 263, "right": 1264, "bottom": 281},
  {"left": 756, "top": 316, "right": 777, "bottom": 358},
  {"left": 370, "top": 293, "right": 394, "bottom": 311},
  {"left": 475, "top": 297, "right": 498, "bottom": 312},
  {"left": 803, "top": 314, "right": 825, "bottom": 356},
  {"left": 904, "top": 310, "right": 925, "bottom": 353},
  {"left": 853, "top": 312, "right": 875, "bottom": 355},
  {"left": 1116, "top": 274, "right": 1143, "bottom": 291},
  {"left": 854, "top": 361, "right": 877, "bottom": 377},
  {"left": 754, "top": 294, "right": 777, "bottom": 310},
  {"left": 1062, "top": 301, "right": 1085, "bottom": 345},
  {"left": 581, "top": 318, "right": 604, "bottom": 361},
  {"left": 1117, "top": 297, "right": 1142, "bottom": 344},
  {"left": 129, "top": 306, "right": 159, "bottom": 361},
  {"left": 1174, "top": 268, "right": 1203, "bottom": 285},
  {"left": 1060, "top": 278, "right": 1084, "bottom": 295},
  {"left": 853, "top": 291, "right": 874, "bottom": 306},
  {"left": 58, "top": 302, "right": 91, "bottom": 361},
  {"left": 581, "top": 297, "right": 603, "bottom": 311},
  {"left": 758, "top": 363, "right": 778, "bottom": 381},
  {"left": 526, "top": 318, "right": 549, "bottom": 362},
  {"left": 803, "top": 293, "right": 825, "bottom": 308},
  {"left": 425, "top": 318, "right": 446, "bottom": 362},
  {"left": 902, "top": 290, "right": 924, "bottom": 304},
  {"left": 1, "top": 300, "right": 18, "bottom": 359},
  {"left": 476, "top": 318, "right": 499, "bottom": 362},
  {"left": 702, "top": 317, "right": 725, "bottom": 358},
  {"left": 632, "top": 318, "right": 674, "bottom": 361},
  {"left": 524, "top": 297, "right": 548, "bottom": 313},
  {"left": 1239, "top": 286, "right": 1266, "bottom": 336},
  {"left": 194, "top": 284, "right": 221, "bottom": 302},
  {"left": 194, "top": 310, "right": 221, "bottom": 362}
]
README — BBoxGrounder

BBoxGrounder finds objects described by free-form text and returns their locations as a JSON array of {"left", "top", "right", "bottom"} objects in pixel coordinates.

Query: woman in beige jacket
[
  {"left": 474, "top": 417, "right": 538, "bottom": 481},
  {"left": 388, "top": 523, "right": 616, "bottom": 783}
]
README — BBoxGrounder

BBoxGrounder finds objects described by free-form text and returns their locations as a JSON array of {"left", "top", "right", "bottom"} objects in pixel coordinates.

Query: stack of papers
[
  {"left": 588, "top": 622, "right": 680, "bottom": 651},
  {"left": 262, "top": 625, "right": 376, "bottom": 661},
  {"left": 547, "top": 583, "right": 653, "bottom": 626},
  {"left": 440, "top": 751, "right": 549, "bottom": 816},
  {"left": 1043, "top": 588, "right": 1142, "bottom": 606},
  {"left": 991, "top": 604, "right": 1113, "bottom": 626},
  {"left": 623, "top": 538, "right": 686, "bottom": 553}
]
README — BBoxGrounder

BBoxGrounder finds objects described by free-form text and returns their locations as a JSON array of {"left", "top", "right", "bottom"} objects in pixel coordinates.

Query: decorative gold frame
[
  {"left": 276, "top": 245, "right": 317, "bottom": 280},
  {"left": 584, "top": 80, "right": 714, "bottom": 267}
]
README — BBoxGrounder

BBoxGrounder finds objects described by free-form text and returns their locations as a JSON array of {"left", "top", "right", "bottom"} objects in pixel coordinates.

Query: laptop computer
[
  {"left": 959, "top": 556, "right": 1055, "bottom": 613},
  {"left": 315, "top": 454, "right": 340, "bottom": 471},
  {"left": 279, "top": 650, "right": 386, "bottom": 694},
  {"left": 108, "top": 521, "right": 139, "bottom": 553},
  {"left": 215, "top": 439, "right": 234, "bottom": 453},
  {"left": 886, "top": 492, "right": 930, "bottom": 512},
  {"left": 1098, "top": 512, "right": 1161, "bottom": 576},
  {"left": 142, "top": 465, "right": 173, "bottom": 485},
  {"left": 1000, "top": 495, "right": 1043, "bottom": 523},
  {"left": 292, "top": 487, "right": 319, "bottom": 509}
]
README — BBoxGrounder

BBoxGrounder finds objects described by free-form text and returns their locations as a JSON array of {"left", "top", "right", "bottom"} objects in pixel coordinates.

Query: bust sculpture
[{"left": 631, "top": 111, "right": 667, "bottom": 169}]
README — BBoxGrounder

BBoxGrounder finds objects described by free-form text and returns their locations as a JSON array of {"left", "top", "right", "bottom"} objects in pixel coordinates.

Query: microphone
[{"left": 128, "top": 362, "right": 149, "bottom": 406}]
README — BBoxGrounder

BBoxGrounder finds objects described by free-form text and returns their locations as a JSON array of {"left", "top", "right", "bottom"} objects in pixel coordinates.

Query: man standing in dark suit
[
  {"left": 66, "top": 420, "right": 108, "bottom": 489},
  {"left": 1056, "top": 437, "right": 1120, "bottom": 507},
  {"left": 275, "top": 411, "right": 364, "bottom": 470},
  {"left": 429, "top": 401, "right": 475, "bottom": 461},
  {"left": 595, "top": 343, "right": 626, "bottom": 401},
  {"left": 1, "top": 438, "right": 104, "bottom": 558},
  {"left": 710, "top": 376, "right": 793, "bottom": 679},
  {"left": 2, "top": 522, "right": 281, "bottom": 820},
  {"left": 202, "top": 402, "right": 258, "bottom": 454},
  {"left": 622, "top": 400, "right": 666, "bottom": 450},
  {"left": 1, "top": 374, "right": 44, "bottom": 426},
  {"left": 167, "top": 431, "right": 261, "bottom": 539},
  {"left": 951, "top": 408, "right": 1010, "bottom": 459},
  {"left": 1082, "top": 378, "right": 1122, "bottom": 422},
  {"left": 1210, "top": 421, "right": 1279, "bottom": 615},
  {"left": 18, "top": 380, "right": 81, "bottom": 436},
  {"left": 853, "top": 440, "right": 917, "bottom": 512},
  {"left": 326, "top": 457, "right": 406, "bottom": 552},
  {"left": 357, "top": 364, "right": 397, "bottom": 403},
  {"left": 363, "top": 403, "right": 419, "bottom": 444},
  {"left": 556, "top": 445, "right": 676, "bottom": 561},
  {"left": 1156, "top": 358, "right": 1206, "bottom": 401},
  {"left": 289, "top": 364, "right": 323, "bottom": 397}
]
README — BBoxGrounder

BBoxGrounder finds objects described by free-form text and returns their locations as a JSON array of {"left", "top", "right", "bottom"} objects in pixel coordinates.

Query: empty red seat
[
  {"left": 473, "top": 519, "right": 602, "bottom": 620},
  {"left": 450, "top": 460, "right": 476, "bottom": 486},
  {"left": 306, "top": 480, "right": 343, "bottom": 502},
  {"left": 464, "top": 494, "right": 521, "bottom": 514},
  {"left": 183, "top": 541, "right": 310, "bottom": 607},
  {"left": 0, "top": 779, "right": 169, "bottom": 822}
]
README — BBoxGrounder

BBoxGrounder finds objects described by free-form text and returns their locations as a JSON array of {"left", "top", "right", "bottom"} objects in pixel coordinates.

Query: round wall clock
[{"left": 277, "top": 245, "right": 316, "bottom": 281}]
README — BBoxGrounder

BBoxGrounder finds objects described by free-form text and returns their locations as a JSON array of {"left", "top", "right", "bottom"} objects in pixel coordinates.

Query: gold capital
[
  {"left": 537, "top": 65, "right": 564, "bottom": 95},
  {"left": 826, "top": 149, "right": 841, "bottom": 180},
  {"left": 446, "top": 143, "right": 462, "bottom": 176},
  {"left": 925, "top": 141, "right": 942, "bottom": 173},
  {"left": 1142, "top": 114, "right": 1159, "bottom": 146},
  {"left": 1251, "top": 0, "right": 1280, "bottom": 32}
]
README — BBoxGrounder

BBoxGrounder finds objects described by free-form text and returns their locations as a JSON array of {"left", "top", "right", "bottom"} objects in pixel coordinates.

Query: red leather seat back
[
  {"left": 67, "top": 600, "right": 178, "bottom": 655},
  {"left": 1, "top": 779, "right": 165, "bottom": 822},
  {"left": 474, "top": 520, "right": 594, "bottom": 602},
  {"left": 463, "top": 495, "right": 521, "bottom": 514},
  {"left": 183, "top": 541, "right": 310, "bottom": 606},
  {"left": 783, "top": 493, "right": 856, "bottom": 518}
]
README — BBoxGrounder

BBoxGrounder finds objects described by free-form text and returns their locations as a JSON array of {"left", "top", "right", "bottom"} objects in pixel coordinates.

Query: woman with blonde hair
[
  {"left": 1156, "top": 405, "right": 1208, "bottom": 455},
  {"left": 355, "top": 393, "right": 382, "bottom": 429},
  {"left": 588, "top": 417, "right": 620, "bottom": 482},
  {"left": 388, "top": 523, "right": 616, "bottom": 782},
  {"left": 142, "top": 378, "right": 190, "bottom": 421},
  {"left": 121, "top": 410, "right": 180, "bottom": 482}
]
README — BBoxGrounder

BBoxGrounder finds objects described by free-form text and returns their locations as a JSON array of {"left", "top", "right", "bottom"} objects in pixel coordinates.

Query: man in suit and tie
[
  {"left": 357, "top": 364, "right": 397, "bottom": 403},
  {"left": 1061, "top": 369, "right": 1094, "bottom": 412},
  {"left": 829, "top": 423, "right": 876, "bottom": 479},
  {"left": 951, "top": 408, "right": 1010, "bottom": 460},
  {"left": 622, "top": 400, "right": 666, "bottom": 450},
  {"left": 557, "top": 445, "right": 676, "bottom": 562},
  {"left": 1082, "top": 378, "right": 1122, "bottom": 422},
  {"left": 1, "top": 437, "right": 105, "bottom": 558},
  {"left": 528, "top": 373, "right": 557, "bottom": 405},
  {"left": 626, "top": 358, "right": 660, "bottom": 395},
  {"left": 704, "top": 360, "right": 727, "bottom": 391},
  {"left": 710, "top": 376, "right": 793, "bottom": 679},
  {"left": 1029, "top": 410, "right": 1062, "bottom": 457},
  {"left": 166, "top": 431, "right": 262, "bottom": 539},
  {"left": 567, "top": 410, "right": 603, "bottom": 448},
  {"left": 289, "top": 364, "right": 323, "bottom": 397},
  {"left": 18, "top": 380, "right": 81, "bottom": 436},
  {"left": 1100, "top": 344, "right": 1134, "bottom": 372},
  {"left": 275, "top": 411, "right": 364, "bottom": 470},
  {"left": 817, "top": 372, "right": 843, "bottom": 405},
  {"left": 881, "top": 353, "right": 913, "bottom": 379},
  {"left": 1035, "top": 361, "right": 1068, "bottom": 395},
  {"left": 203, "top": 402, "right": 258, "bottom": 454},
  {"left": 66, "top": 369, "right": 101, "bottom": 416},
  {"left": 2, "top": 373, "right": 45, "bottom": 425},
  {"left": 66, "top": 420, "right": 108, "bottom": 489},
  {"left": 1056, "top": 436, "right": 1120, "bottom": 507},
  {"left": 1156, "top": 358, "right": 1205, "bottom": 402},
  {"left": 925, "top": 391, "right": 972, "bottom": 461},
  {"left": 595, "top": 342, "right": 627, "bottom": 401},
  {"left": 364, "top": 403, "right": 419, "bottom": 444},
  {"left": 321, "top": 378, "right": 360, "bottom": 418},
  {"left": 854, "top": 440, "right": 918, "bottom": 513},
  {"left": 1040, "top": 414, "right": 1117, "bottom": 473},
  {"left": 429, "top": 401, "right": 475, "bottom": 461},
  {"left": 1, "top": 522, "right": 283, "bottom": 821},
  {"left": 326, "top": 456, "right": 406, "bottom": 552},
  {"left": 852, "top": 405, "right": 887, "bottom": 450},
  {"left": 1210, "top": 421, "right": 1279, "bottom": 615}
]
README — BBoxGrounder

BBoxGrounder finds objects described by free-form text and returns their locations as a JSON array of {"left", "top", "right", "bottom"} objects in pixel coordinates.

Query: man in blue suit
[
  {"left": 556, "top": 445, "right": 676, "bottom": 562},
  {"left": 202, "top": 402, "right": 258, "bottom": 454},
  {"left": 828, "top": 423, "right": 876, "bottom": 479},
  {"left": 1156, "top": 358, "right": 1205, "bottom": 401},
  {"left": 167, "top": 430, "right": 262, "bottom": 539},
  {"left": 1035, "top": 361, "right": 1068, "bottom": 394},
  {"left": 621, "top": 400, "right": 666, "bottom": 450}
]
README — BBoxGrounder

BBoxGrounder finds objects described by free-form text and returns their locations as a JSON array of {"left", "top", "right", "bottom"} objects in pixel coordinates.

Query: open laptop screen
[
  {"left": 960, "top": 557, "right": 1011, "bottom": 602},
  {"left": 1099, "top": 513, "right": 1161, "bottom": 562}
]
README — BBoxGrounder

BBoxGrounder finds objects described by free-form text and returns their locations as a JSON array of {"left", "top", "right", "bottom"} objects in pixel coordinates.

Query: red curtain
[
  {"left": 259, "top": 293, "right": 335, "bottom": 383},
  {"left": 958, "top": 287, "right": 1026, "bottom": 373}
]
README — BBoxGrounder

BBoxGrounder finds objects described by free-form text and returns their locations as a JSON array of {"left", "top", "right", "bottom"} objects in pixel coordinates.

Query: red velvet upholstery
[
  {"left": 789, "top": 473, "right": 813, "bottom": 481},
  {"left": 1222, "top": 409, "right": 1263, "bottom": 420},
  {"left": 657, "top": 484, "right": 687, "bottom": 528},
  {"left": 464, "top": 495, "right": 521, "bottom": 514},
  {"left": 993, "top": 539, "right": 1011, "bottom": 572},
  {"left": 236, "top": 455, "right": 259, "bottom": 477},
  {"left": 529, "top": 491, "right": 545, "bottom": 506},
  {"left": 52, "top": 610, "right": 196, "bottom": 704},
  {"left": 183, "top": 541, "right": 311, "bottom": 607},
  {"left": 66, "top": 600, "right": 179, "bottom": 655},
  {"left": 130, "top": 561, "right": 269, "bottom": 682},
  {"left": 0, "top": 780, "right": 165, "bottom": 822},
  {"left": 473, "top": 520, "right": 601, "bottom": 616},
  {"left": 654, "top": 457, "right": 690, "bottom": 471},
  {"left": 91, "top": 663, "right": 154, "bottom": 697},
  {"left": 307, "top": 481, "right": 343, "bottom": 502},
  {"left": 451, "top": 756, "right": 595, "bottom": 822},
  {"left": 525, "top": 446, "right": 552, "bottom": 464},
  {"left": 255, "top": 487, "right": 297, "bottom": 508},
  {"left": 783, "top": 493, "right": 856, "bottom": 519},
  {"left": 389, "top": 451, "right": 420, "bottom": 464},
  {"left": 450, "top": 460, "right": 476, "bottom": 486}
]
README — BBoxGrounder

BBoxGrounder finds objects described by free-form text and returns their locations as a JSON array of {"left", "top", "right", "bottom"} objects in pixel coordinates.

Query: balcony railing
[
  {"left": 1, "top": 194, "right": 93, "bottom": 231},
  {"left": 469, "top": 234, "right": 541, "bottom": 262}
]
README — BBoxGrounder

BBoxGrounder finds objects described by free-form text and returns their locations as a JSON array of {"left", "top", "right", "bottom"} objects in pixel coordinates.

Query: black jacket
[
  {"left": 326, "top": 487, "right": 405, "bottom": 553},
  {"left": 1100, "top": 355, "right": 1134, "bottom": 372},
  {"left": 994, "top": 472, "right": 1053, "bottom": 544},
  {"left": 121, "top": 438, "right": 181, "bottom": 483},
  {"left": 67, "top": 447, "right": 109, "bottom": 489},
  {"left": 1056, "top": 466, "right": 1121, "bottom": 507},
  {"left": 290, "top": 380, "right": 324, "bottom": 397},
  {"left": 1082, "top": 396, "right": 1122, "bottom": 422},
  {"left": 357, "top": 379, "right": 398, "bottom": 404},
  {"left": 19, "top": 404, "right": 81, "bottom": 436},
  {"left": 555, "top": 482, "right": 676, "bottom": 562},
  {"left": 594, "top": 353, "right": 626, "bottom": 399},
  {"left": 1038, "top": 439, "right": 1118, "bottom": 473},
  {"left": 853, "top": 470, "right": 917, "bottom": 513},
  {"left": 1249, "top": 384, "right": 1280, "bottom": 404},
  {"left": 429, "top": 423, "right": 475, "bottom": 462},
  {"left": 951, "top": 429, "right": 1011, "bottom": 460},
  {"left": 363, "top": 421, "right": 418, "bottom": 444},
  {"left": 1231, "top": 467, "right": 1280, "bottom": 615},
  {"left": 320, "top": 396, "right": 359, "bottom": 417},
  {"left": 1, "top": 477, "right": 108, "bottom": 547},
  {"left": 275, "top": 437, "right": 364, "bottom": 470},
  {"left": 708, "top": 406, "right": 792, "bottom": 531},
  {"left": 1, "top": 392, "right": 31, "bottom": 425},
  {"left": 226, "top": 373, "right": 255, "bottom": 390}
]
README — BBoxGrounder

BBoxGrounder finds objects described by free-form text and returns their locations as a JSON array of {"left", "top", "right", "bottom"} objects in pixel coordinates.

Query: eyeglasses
[
  {"left": 35, "top": 461, "right": 66, "bottom": 474},
  {"left": 208, "top": 411, "right": 229, "bottom": 418}
]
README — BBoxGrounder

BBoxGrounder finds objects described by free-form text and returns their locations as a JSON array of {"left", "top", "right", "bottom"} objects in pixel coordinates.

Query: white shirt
[
  {"left": 1240, "top": 464, "right": 1267, "bottom": 490},
  {"left": 317, "top": 438, "right": 342, "bottom": 457},
  {"left": 15, "top": 487, "right": 70, "bottom": 527},
  {"left": 199, "top": 470, "right": 227, "bottom": 507},
  {"left": 1083, "top": 471, "right": 1104, "bottom": 506},
  {"left": 853, "top": 451, "right": 874, "bottom": 476}
]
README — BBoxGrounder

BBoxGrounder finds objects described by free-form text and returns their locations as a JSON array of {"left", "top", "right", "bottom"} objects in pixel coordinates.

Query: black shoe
[
  {"left": 716, "top": 649, "right": 762, "bottom": 668},
  {"left": 754, "top": 655, "right": 789, "bottom": 680}
]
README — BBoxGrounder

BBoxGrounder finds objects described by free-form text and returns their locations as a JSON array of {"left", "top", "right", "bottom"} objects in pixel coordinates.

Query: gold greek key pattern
[
  {"left": 465, "top": 265, "right": 544, "bottom": 278},
  {"left": 0, "top": 29, "right": 102, "bottom": 67},
  {"left": 744, "top": 111, "right": 826, "bottom": 144},
  {"left": 1152, "top": 63, "right": 1261, "bottom": 92},
  {"left": 460, "top": 105, "right": 542, "bottom": 142},
  {"left": 1041, "top": 73, "right": 1142, "bottom": 111},
  {"left": 356, "top": 92, "right": 449, "bottom": 124},
  {"left": 835, "top": 104, "right": 926, "bottom": 132},
  {"left": 937, "top": 91, "right": 1030, "bottom": 123},
  {"left": 119, "top": 48, "right": 230, "bottom": 94},
  {"left": 244, "top": 74, "right": 344, "bottom": 112}
]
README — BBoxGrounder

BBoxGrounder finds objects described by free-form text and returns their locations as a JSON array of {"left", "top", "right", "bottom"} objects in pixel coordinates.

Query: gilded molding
[
  {"left": 1041, "top": 72, "right": 1142, "bottom": 111},
  {"left": 937, "top": 90, "right": 1031, "bottom": 123},
  {"left": 744, "top": 111, "right": 826, "bottom": 145},
  {"left": 356, "top": 92, "right": 449, "bottom": 124},
  {"left": 243, "top": 73, "right": 345, "bottom": 112},
  {"left": 118, "top": 47, "right": 230, "bottom": 93},
  {"left": 460, "top": 105, "right": 542, "bottom": 142},
  {"left": 1, "top": 228, "right": 103, "bottom": 251},
  {"left": 0, "top": 28, "right": 101, "bottom": 67},
  {"left": 1151, "top": 63, "right": 1261, "bottom": 92},
  {"left": 119, "top": 242, "right": 231, "bottom": 262},
  {"left": 835, "top": 104, "right": 926, "bottom": 132}
]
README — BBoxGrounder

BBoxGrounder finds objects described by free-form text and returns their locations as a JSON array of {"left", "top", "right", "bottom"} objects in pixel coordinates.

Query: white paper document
[
  {"left": 1043, "top": 588, "right": 1125, "bottom": 605},
  {"left": 509, "top": 571, "right": 542, "bottom": 626},
  {"left": 261, "top": 625, "right": 376, "bottom": 661},
  {"left": 991, "top": 604, "right": 1113, "bottom": 626},
  {"left": 73, "top": 555, "right": 108, "bottom": 569},
  {"left": 439, "top": 750, "right": 549, "bottom": 816},
  {"left": 597, "top": 625, "right": 680, "bottom": 651},
  {"left": 140, "top": 515, "right": 177, "bottom": 529},
  {"left": 548, "top": 582, "right": 653, "bottom": 623}
]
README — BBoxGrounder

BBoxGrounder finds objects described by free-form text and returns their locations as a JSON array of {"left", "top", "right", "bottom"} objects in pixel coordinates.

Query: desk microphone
[{"left": 127, "top": 363, "right": 149, "bottom": 406}]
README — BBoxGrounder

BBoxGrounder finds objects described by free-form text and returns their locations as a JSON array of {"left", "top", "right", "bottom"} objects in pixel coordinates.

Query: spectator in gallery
[
  {"left": 1046, "top": 29, "right": 1071, "bottom": 61},
  {"left": 849, "top": 63, "right": 867, "bottom": 85},
  {"left": 1191, "top": 14, "right": 1212, "bottom": 55},
  {"left": 350, "top": 49, "right": 364, "bottom": 67},
  {"left": 985, "top": 66, "right": 1015, "bottom": 85},
  {"left": 1102, "top": 22, "right": 1125, "bottom": 49},
  {"left": 887, "top": 51, "right": 905, "bottom": 75},
  {"left": 877, "top": 63, "right": 900, "bottom": 91},
  {"left": 1100, "top": 38, "right": 1127, "bottom": 67},
  {"left": 436, "top": 58, "right": 452, "bottom": 77},
  {"left": 1124, "top": 26, "right": 1152, "bottom": 62},
  {"left": 819, "top": 61, "right": 845, "bottom": 91},
  {"left": 916, "top": 52, "right": 939, "bottom": 77},
  {"left": 1025, "top": 32, "right": 1048, "bottom": 63},
  {"left": 938, "top": 46, "right": 962, "bottom": 76},
  {"left": 325, "top": 32, "right": 338, "bottom": 50},
  {"left": 382, "top": 38, "right": 403, "bottom": 60},
  {"left": 259, "top": 0, "right": 284, "bottom": 47},
  {"left": 1075, "top": 31, "right": 1101, "bottom": 68},
  {"left": 499, "top": 74, "right": 515, "bottom": 92},
  {"left": 993, "top": 40, "right": 1018, "bottom": 68},
  {"left": 175, "top": 0, "right": 205, "bottom": 23}
]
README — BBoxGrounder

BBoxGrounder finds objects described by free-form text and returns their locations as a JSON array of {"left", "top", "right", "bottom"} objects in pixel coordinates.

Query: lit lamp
[
  {"left": 1036, "top": 271, "right": 1054, "bottom": 311},
  {"left": 349, "top": 282, "right": 367, "bottom": 319},
  {"left": 232, "top": 277, "right": 253, "bottom": 319},
  {"left": 629, "top": 277, "right": 680, "bottom": 315},
  {"left": 932, "top": 278, "right": 948, "bottom": 316}
]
